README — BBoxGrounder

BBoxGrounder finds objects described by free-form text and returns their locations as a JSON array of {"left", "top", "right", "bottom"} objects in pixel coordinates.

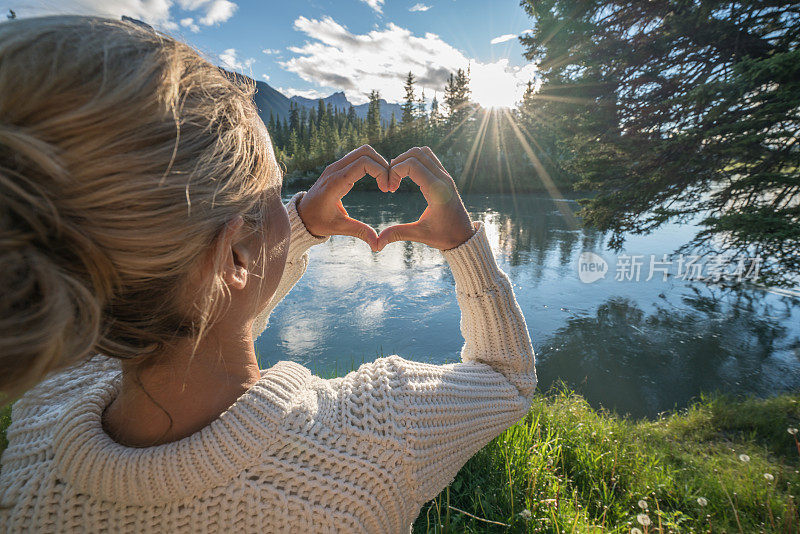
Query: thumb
[
  {"left": 339, "top": 218, "right": 379, "bottom": 251},
  {"left": 376, "top": 222, "right": 423, "bottom": 252}
]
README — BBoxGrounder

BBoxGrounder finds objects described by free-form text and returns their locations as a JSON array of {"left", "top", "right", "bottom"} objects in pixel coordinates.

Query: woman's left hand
[{"left": 296, "top": 145, "right": 390, "bottom": 252}]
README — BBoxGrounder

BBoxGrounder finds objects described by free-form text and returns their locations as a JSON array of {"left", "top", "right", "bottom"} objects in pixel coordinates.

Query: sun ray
[
  {"left": 501, "top": 107, "right": 581, "bottom": 231},
  {"left": 459, "top": 108, "right": 491, "bottom": 190},
  {"left": 496, "top": 111, "right": 520, "bottom": 214},
  {"left": 433, "top": 105, "right": 481, "bottom": 150},
  {"left": 466, "top": 112, "right": 491, "bottom": 192},
  {"left": 531, "top": 93, "right": 596, "bottom": 106}
]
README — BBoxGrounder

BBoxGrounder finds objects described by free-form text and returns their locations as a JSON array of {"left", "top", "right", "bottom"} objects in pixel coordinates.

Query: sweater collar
[{"left": 52, "top": 360, "right": 310, "bottom": 506}]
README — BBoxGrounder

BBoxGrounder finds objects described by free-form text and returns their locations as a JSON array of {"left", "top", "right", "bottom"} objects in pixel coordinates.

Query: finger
[
  {"left": 376, "top": 222, "right": 424, "bottom": 252},
  {"left": 338, "top": 218, "right": 379, "bottom": 251},
  {"left": 333, "top": 154, "right": 391, "bottom": 197},
  {"left": 420, "top": 146, "right": 448, "bottom": 175},
  {"left": 390, "top": 147, "right": 450, "bottom": 185},
  {"left": 389, "top": 157, "right": 453, "bottom": 205},
  {"left": 324, "top": 145, "right": 389, "bottom": 180}
]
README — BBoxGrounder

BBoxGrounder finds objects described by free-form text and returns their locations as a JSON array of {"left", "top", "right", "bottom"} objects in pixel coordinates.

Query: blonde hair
[{"left": 0, "top": 15, "right": 279, "bottom": 403}]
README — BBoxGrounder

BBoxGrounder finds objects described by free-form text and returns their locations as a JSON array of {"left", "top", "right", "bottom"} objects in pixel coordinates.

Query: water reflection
[
  {"left": 539, "top": 290, "right": 799, "bottom": 418},
  {"left": 255, "top": 190, "right": 800, "bottom": 417}
]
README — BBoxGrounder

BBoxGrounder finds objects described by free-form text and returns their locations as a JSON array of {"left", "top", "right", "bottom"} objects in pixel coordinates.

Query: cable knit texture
[{"left": 0, "top": 190, "right": 537, "bottom": 533}]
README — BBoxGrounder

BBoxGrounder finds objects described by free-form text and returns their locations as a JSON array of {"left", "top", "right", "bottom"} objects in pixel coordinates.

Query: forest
[
  {"left": 264, "top": 67, "right": 553, "bottom": 195},
  {"left": 265, "top": 0, "right": 798, "bottom": 288}
]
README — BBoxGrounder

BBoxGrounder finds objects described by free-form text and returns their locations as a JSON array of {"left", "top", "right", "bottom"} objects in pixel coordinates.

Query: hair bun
[{"left": 0, "top": 125, "right": 107, "bottom": 403}]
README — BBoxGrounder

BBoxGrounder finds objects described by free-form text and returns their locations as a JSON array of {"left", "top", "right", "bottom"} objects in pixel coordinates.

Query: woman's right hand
[
  {"left": 376, "top": 147, "right": 476, "bottom": 252},
  {"left": 296, "top": 144, "right": 390, "bottom": 252}
]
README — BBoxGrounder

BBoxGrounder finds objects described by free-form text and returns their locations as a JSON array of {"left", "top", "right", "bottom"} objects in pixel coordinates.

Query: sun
[
  {"left": 471, "top": 78, "right": 518, "bottom": 109},
  {"left": 466, "top": 58, "right": 529, "bottom": 109}
]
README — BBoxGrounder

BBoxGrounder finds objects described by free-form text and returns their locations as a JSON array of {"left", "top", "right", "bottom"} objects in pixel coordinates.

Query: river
[{"left": 254, "top": 189, "right": 800, "bottom": 418}]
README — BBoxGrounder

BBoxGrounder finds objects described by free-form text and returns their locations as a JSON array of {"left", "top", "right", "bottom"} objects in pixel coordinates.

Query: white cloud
[
  {"left": 490, "top": 33, "right": 517, "bottom": 45},
  {"left": 279, "top": 16, "right": 538, "bottom": 106},
  {"left": 194, "top": 0, "right": 236, "bottom": 25},
  {"left": 7, "top": 0, "right": 236, "bottom": 31},
  {"left": 261, "top": 74, "right": 270, "bottom": 81},
  {"left": 262, "top": 48, "right": 280, "bottom": 55},
  {"left": 219, "top": 48, "right": 255, "bottom": 72},
  {"left": 409, "top": 3, "right": 431, "bottom": 11},
  {"left": 360, "top": 0, "right": 384, "bottom": 14},
  {"left": 275, "top": 86, "right": 330, "bottom": 100},
  {"left": 492, "top": 29, "right": 535, "bottom": 45},
  {"left": 179, "top": 17, "right": 199, "bottom": 32}
]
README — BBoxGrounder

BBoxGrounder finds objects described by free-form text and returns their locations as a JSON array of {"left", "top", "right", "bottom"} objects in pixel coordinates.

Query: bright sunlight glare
[{"left": 469, "top": 59, "right": 537, "bottom": 109}]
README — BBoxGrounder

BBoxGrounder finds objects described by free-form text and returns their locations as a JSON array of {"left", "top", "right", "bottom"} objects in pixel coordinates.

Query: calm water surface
[{"left": 255, "top": 190, "right": 800, "bottom": 418}]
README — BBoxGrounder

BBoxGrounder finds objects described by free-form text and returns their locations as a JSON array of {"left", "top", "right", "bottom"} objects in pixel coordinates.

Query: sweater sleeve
[
  {"left": 334, "top": 220, "right": 537, "bottom": 506},
  {"left": 251, "top": 190, "right": 330, "bottom": 339}
]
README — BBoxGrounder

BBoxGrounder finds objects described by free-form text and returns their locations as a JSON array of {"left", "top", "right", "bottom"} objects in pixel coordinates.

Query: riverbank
[
  {"left": 1, "top": 388, "right": 797, "bottom": 531},
  {"left": 411, "top": 386, "right": 800, "bottom": 533}
]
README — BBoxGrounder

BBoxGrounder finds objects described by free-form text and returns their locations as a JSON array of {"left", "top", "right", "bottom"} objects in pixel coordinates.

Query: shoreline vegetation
[
  {"left": 282, "top": 168, "right": 584, "bottom": 195},
  {"left": 2, "top": 377, "right": 798, "bottom": 532}
]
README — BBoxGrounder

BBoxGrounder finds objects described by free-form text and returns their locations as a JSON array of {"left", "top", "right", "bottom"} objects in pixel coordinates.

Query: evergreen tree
[
  {"left": 326, "top": 102, "right": 334, "bottom": 125},
  {"left": 288, "top": 102, "right": 300, "bottom": 133},
  {"left": 273, "top": 117, "right": 283, "bottom": 149},
  {"left": 417, "top": 90, "right": 427, "bottom": 129},
  {"left": 429, "top": 93, "right": 441, "bottom": 129},
  {"left": 316, "top": 99, "right": 326, "bottom": 129},
  {"left": 401, "top": 72, "right": 416, "bottom": 127},
  {"left": 444, "top": 68, "right": 472, "bottom": 128},
  {"left": 520, "top": 0, "right": 800, "bottom": 286},
  {"left": 367, "top": 90, "right": 382, "bottom": 143},
  {"left": 307, "top": 107, "right": 317, "bottom": 133},
  {"left": 388, "top": 112, "right": 397, "bottom": 137}
]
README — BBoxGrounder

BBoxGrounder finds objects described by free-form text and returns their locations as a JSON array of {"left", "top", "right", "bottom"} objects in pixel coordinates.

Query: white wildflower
[
  {"left": 739, "top": 454, "right": 750, "bottom": 462},
  {"left": 519, "top": 509, "right": 532, "bottom": 519},
  {"left": 631, "top": 528, "right": 643, "bottom": 534},
  {"left": 697, "top": 497, "right": 708, "bottom": 506},
  {"left": 637, "top": 514, "right": 652, "bottom": 526},
  {"left": 764, "top": 473, "right": 774, "bottom": 482},
  {"left": 789, "top": 427, "right": 798, "bottom": 436},
  {"left": 638, "top": 499, "right": 648, "bottom": 510}
]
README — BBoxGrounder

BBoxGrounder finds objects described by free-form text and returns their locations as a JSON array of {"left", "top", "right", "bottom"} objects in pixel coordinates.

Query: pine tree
[
  {"left": 366, "top": 90, "right": 382, "bottom": 143},
  {"left": 388, "top": 112, "right": 397, "bottom": 137},
  {"left": 273, "top": 117, "right": 283, "bottom": 149},
  {"left": 288, "top": 102, "right": 300, "bottom": 133},
  {"left": 444, "top": 68, "right": 472, "bottom": 128},
  {"left": 521, "top": 0, "right": 800, "bottom": 286},
  {"left": 429, "top": 93, "right": 441, "bottom": 130},
  {"left": 417, "top": 89, "right": 427, "bottom": 126},
  {"left": 401, "top": 72, "right": 416, "bottom": 127},
  {"left": 316, "top": 99, "right": 326, "bottom": 129}
]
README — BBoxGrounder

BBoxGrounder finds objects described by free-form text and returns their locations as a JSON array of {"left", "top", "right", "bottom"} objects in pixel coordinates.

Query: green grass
[
  {"left": 410, "top": 386, "right": 800, "bottom": 533},
  {"left": 2, "top": 381, "right": 798, "bottom": 532}
]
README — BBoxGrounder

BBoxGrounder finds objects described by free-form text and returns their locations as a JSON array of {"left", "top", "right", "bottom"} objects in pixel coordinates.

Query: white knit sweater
[{"left": 0, "top": 190, "right": 537, "bottom": 533}]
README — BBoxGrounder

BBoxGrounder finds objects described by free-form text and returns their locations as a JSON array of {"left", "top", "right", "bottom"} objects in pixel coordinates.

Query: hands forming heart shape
[{"left": 296, "top": 145, "right": 477, "bottom": 253}]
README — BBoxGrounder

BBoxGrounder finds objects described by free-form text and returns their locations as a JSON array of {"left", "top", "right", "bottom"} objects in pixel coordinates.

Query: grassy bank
[
  {"left": 412, "top": 387, "right": 800, "bottom": 533},
  {"left": 2, "top": 388, "right": 798, "bottom": 532}
]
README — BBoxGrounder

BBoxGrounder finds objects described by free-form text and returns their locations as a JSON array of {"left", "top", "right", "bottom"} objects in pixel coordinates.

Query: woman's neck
[{"left": 102, "top": 325, "right": 262, "bottom": 448}]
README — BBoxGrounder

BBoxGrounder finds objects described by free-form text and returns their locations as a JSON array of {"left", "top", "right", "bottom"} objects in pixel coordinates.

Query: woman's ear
[{"left": 221, "top": 215, "right": 250, "bottom": 291}]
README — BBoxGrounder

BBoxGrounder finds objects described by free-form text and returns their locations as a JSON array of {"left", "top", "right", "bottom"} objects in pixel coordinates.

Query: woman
[{"left": 0, "top": 15, "right": 537, "bottom": 533}]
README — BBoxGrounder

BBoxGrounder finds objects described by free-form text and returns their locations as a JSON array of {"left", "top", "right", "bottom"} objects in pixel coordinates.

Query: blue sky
[{"left": 4, "top": 0, "right": 539, "bottom": 107}]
